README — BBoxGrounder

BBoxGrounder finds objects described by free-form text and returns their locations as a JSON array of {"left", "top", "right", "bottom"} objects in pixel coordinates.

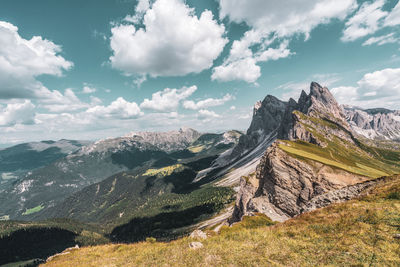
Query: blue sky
[{"left": 0, "top": 0, "right": 399, "bottom": 145}]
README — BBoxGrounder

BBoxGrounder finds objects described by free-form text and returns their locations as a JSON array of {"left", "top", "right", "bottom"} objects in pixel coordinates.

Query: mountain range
[{"left": 1, "top": 82, "right": 399, "bottom": 266}]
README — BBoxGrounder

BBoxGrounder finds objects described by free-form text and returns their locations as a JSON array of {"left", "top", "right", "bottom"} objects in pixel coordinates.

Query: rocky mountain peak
[
  {"left": 304, "top": 82, "right": 348, "bottom": 127},
  {"left": 344, "top": 105, "right": 400, "bottom": 140},
  {"left": 230, "top": 82, "right": 400, "bottom": 225}
]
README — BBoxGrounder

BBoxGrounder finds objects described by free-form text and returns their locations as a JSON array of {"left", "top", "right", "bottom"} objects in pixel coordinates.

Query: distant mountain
[
  {"left": 231, "top": 82, "right": 400, "bottom": 222},
  {"left": 343, "top": 105, "right": 400, "bottom": 141},
  {"left": 38, "top": 131, "right": 241, "bottom": 242},
  {"left": 0, "top": 140, "right": 90, "bottom": 194},
  {"left": 0, "top": 128, "right": 241, "bottom": 222}
]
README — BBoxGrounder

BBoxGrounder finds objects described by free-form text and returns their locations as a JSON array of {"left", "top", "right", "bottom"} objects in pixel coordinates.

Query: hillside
[
  {"left": 44, "top": 174, "right": 400, "bottom": 266},
  {"left": 0, "top": 128, "right": 211, "bottom": 221},
  {"left": 0, "top": 140, "right": 90, "bottom": 195}
]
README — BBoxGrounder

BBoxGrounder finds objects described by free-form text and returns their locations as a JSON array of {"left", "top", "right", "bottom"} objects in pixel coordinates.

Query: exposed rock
[
  {"left": 231, "top": 141, "right": 369, "bottom": 222},
  {"left": 301, "top": 177, "right": 385, "bottom": 213},
  {"left": 231, "top": 82, "right": 385, "bottom": 224},
  {"left": 344, "top": 105, "right": 400, "bottom": 141},
  {"left": 190, "top": 230, "right": 207, "bottom": 240},
  {"left": 231, "top": 95, "right": 287, "bottom": 160},
  {"left": 189, "top": 241, "right": 203, "bottom": 249}
]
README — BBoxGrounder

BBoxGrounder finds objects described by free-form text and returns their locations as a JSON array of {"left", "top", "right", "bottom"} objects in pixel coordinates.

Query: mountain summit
[{"left": 231, "top": 82, "right": 400, "bottom": 222}]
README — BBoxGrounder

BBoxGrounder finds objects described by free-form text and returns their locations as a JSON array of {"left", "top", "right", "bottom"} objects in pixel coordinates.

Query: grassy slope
[
  {"left": 44, "top": 175, "right": 400, "bottom": 267},
  {"left": 278, "top": 111, "right": 400, "bottom": 178}
]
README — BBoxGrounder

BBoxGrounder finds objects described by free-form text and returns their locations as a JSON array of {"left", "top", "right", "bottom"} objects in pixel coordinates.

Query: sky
[{"left": 0, "top": 0, "right": 400, "bottom": 146}]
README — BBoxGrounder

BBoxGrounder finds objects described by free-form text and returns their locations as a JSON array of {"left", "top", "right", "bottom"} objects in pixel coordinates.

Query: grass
[
  {"left": 22, "top": 204, "right": 44, "bottom": 216},
  {"left": 276, "top": 111, "right": 400, "bottom": 179},
  {"left": 142, "top": 164, "right": 184, "bottom": 177},
  {"left": 279, "top": 142, "right": 389, "bottom": 178},
  {"left": 187, "top": 145, "right": 205, "bottom": 153},
  {"left": 43, "top": 175, "right": 400, "bottom": 267}
]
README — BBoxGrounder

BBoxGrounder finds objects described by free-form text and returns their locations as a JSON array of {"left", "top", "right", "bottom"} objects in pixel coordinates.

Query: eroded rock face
[
  {"left": 344, "top": 106, "right": 400, "bottom": 141},
  {"left": 231, "top": 95, "right": 287, "bottom": 159},
  {"left": 231, "top": 142, "right": 369, "bottom": 222},
  {"left": 231, "top": 82, "right": 373, "bottom": 223}
]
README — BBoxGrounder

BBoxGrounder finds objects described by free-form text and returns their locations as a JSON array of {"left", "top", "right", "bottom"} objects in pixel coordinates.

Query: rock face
[
  {"left": 123, "top": 127, "right": 202, "bottom": 152},
  {"left": 344, "top": 106, "right": 400, "bottom": 141},
  {"left": 231, "top": 82, "right": 385, "bottom": 223},
  {"left": 231, "top": 95, "right": 287, "bottom": 160}
]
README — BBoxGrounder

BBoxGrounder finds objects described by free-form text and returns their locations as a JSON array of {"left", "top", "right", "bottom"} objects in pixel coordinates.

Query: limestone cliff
[{"left": 231, "top": 82, "right": 400, "bottom": 223}]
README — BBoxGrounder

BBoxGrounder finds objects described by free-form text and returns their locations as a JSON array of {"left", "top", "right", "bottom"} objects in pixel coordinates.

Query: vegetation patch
[
  {"left": 22, "top": 204, "right": 44, "bottom": 216},
  {"left": 143, "top": 164, "right": 184, "bottom": 177}
]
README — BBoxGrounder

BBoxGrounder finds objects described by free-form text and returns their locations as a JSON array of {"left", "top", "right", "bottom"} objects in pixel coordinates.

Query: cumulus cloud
[
  {"left": 140, "top": 85, "right": 197, "bottom": 112},
  {"left": 0, "top": 21, "right": 73, "bottom": 99},
  {"left": 331, "top": 68, "right": 400, "bottom": 109},
  {"left": 0, "top": 100, "right": 36, "bottom": 126},
  {"left": 197, "top": 109, "right": 220, "bottom": 120},
  {"left": 87, "top": 97, "right": 142, "bottom": 119},
  {"left": 214, "top": 0, "right": 356, "bottom": 83},
  {"left": 38, "top": 88, "right": 91, "bottom": 112},
  {"left": 110, "top": 0, "right": 227, "bottom": 78},
  {"left": 212, "top": 57, "right": 261, "bottom": 83},
  {"left": 82, "top": 86, "right": 97, "bottom": 94},
  {"left": 212, "top": 41, "right": 291, "bottom": 83},
  {"left": 341, "top": 0, "right": 387, "bottom": 42},
  {"left": 183, "top": 93, "right": 233, "bottom": 110}
]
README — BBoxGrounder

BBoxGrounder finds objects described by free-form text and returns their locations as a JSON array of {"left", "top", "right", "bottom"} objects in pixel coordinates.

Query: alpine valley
[{"left": 1, "top": 83, "right": 400, "bottom": 266}]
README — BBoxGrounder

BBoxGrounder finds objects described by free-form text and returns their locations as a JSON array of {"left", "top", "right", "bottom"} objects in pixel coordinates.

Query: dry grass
[
  {"left": 142, "top": 164, "right": 184, "bottom": 177},
  {"left": 44, "top": 175, "right": 400, "bottom": 267}
]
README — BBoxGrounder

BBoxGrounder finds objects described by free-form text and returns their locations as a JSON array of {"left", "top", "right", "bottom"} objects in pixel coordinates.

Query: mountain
[
  {"left": 0, "top": 128, "right": 242, "bottom": 224},
  {"left": 231, "top": 82, "right": 400, "bottom": 222},
  {"left": 343, "top": 105, "right": 400, "bottom": 141},
  {"left": 0, "top": 130, "right": 241, "bottom": 264},
  {"left": 37, "top": 131, "right": 241, "bottom": 228},
  {"left": 0, "top": 128, "right": 203, "bottom": 220},
  {"left": 0, "top": 140, "right": 90, "bottom": 200}
]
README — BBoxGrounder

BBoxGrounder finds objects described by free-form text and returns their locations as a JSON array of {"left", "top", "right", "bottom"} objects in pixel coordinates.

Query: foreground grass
[{"left": 44, "top": 175, "right": 400, "bottom": 267}]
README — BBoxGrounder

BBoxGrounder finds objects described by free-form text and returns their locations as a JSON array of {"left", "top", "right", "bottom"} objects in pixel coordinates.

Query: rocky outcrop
[
  {"left": 280, "top": 82, "right": 352, "bottom": 142},
  {"left": 344, "top": 105, "right": 400, "bottom": 141},
  {"left": 231, "top": 141, "right": 369, "bottom": 222},
  {"left": 231, "top": 95, "right": 287, "bottom": 159},
  {"left": 231, "top": 82, "right": 382, "bottom": 223}
]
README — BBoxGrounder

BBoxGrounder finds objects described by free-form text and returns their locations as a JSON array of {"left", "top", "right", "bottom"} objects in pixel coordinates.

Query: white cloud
[
  {"left": 0, "top": 100, "right": 36, "bottom": 126},
  {"left": 219, "top": 0, "right": 356, "bottom": 38},
  {"left": 197, "top": 109, "right": 220, "bottom": 120},
  {"left": 110, "top": 0, "right": 227, "bottom": 77},
  {"left": 82, "top": 86, "right": 97, "bottom": 94},
  {"left": 87, "top": 97, "right": 142, "bottom": 119},
  {"left": 362, "top": 32, "right": 398, "bottom": 46},
  {"left": 212, "top": 57, "right": 261, "bottom": 83},
  {"left": 183, "top": 93, "right": 233, "bottom": 110},
  {"left": 214, "top": 0, "right": 355, "bottom": 83},
  {"left": 230, "top": 106, "right": 236, "bottom": 110},
  {"left": 331, "top": 68, "right": 400, "bottom": 109},
  {"left": 384, "top": 1, "right": 400, "bottom": 27},
  {"left": 38, "top": 88, "right": 90, "bottom": 112},
  {"left": 341, "top": 0, "right": 387, "bottom": 42},
  {"left": 0, "top": 21, "right": 73, "bottom": 99},
  {"left": 212, "top": 40, "right": 292, "bottom": 83},
  {"left": 140, "top": 85, "right": 197, "bottom": 112}
]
